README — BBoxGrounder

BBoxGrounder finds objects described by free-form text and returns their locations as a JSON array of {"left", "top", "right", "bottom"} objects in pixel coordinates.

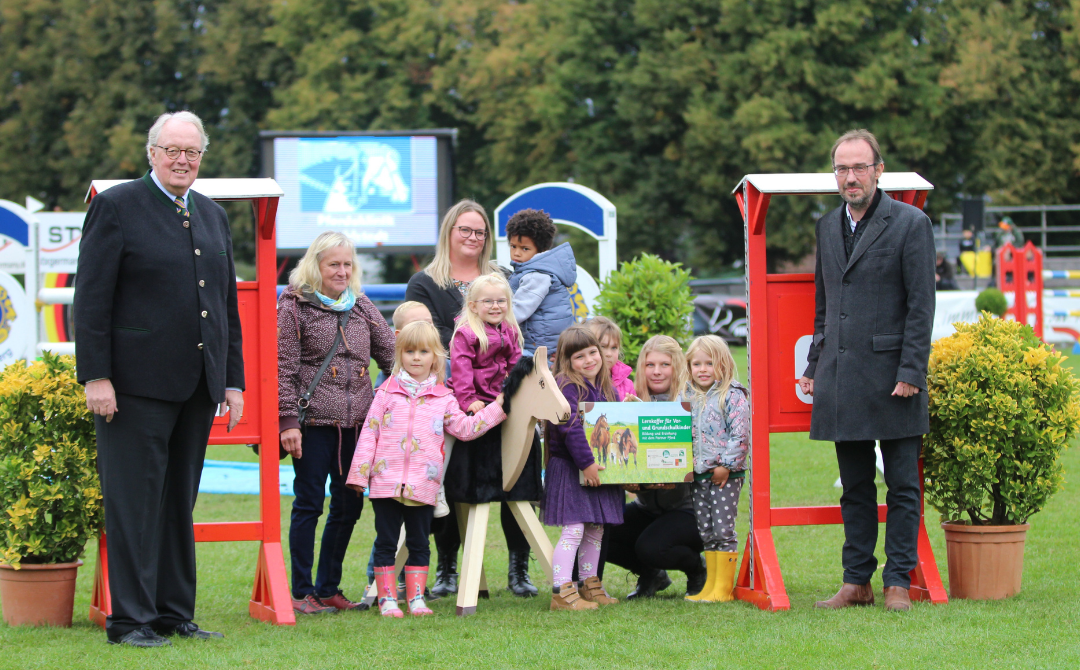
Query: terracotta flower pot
[
  {"left": 0, "top": 560, "right": 83, "bottom": 627},
  {"left": 941, "top": 523, "right": 1029, "bottom": 600}
]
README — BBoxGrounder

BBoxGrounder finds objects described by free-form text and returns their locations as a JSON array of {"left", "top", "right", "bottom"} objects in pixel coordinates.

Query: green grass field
[{"left": 2, "top": 347, "right": 1079, "bottom": 669}]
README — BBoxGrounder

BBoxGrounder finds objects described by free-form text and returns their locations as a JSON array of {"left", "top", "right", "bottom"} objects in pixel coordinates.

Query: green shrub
[
  {"left": 0, "top": 353, "right": 102, "bottom": 567},
  {"left": 594, "top": 253, "right": 693, "bottom": 365},
  {"left": 974, "top": 287, "right": 1008, "bottom": 317},
  {"left": 925, "top": 315, "right": 1080, "bottom": 525}
]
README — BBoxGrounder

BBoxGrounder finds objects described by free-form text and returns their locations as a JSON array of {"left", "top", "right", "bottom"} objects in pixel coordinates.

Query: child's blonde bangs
[{"left": 392, "top": 321, "right": 447, "bottom": 384}]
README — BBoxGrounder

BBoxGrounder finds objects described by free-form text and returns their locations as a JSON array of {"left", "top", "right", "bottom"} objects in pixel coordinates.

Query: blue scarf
[{"left": 314, "top": 287, "right": 356, "bottom": 312}]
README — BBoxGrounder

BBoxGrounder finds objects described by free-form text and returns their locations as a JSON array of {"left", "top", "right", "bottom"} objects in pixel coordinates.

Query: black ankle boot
[
  {"left": 430, "top": 551, "right": 458, "bottom": 597},
  {"left": 626, "top": 569, "right": 673, "bottom": 600},
  {"left": 685, "top": 555, "right": 708, "bottom": 596},
  {"left": 506, "top": 550, "right": 539, "bottom": 597}
]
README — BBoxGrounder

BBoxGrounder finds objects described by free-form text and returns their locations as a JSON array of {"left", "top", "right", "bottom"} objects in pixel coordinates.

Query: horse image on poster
[
  {"left": 616, "top": 428, "right": 638, "bottom": 466},
  {"left": 589, "top": 414, "right": 611, "bottom": 465}
]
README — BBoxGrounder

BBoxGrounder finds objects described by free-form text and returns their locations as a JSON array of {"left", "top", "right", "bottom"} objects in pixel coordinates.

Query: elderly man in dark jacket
[{"left": 799, "top": 129, "right": 936, "bottom": 613}]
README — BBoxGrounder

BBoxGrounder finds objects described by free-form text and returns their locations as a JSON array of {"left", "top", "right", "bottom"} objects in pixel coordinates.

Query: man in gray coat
[{"left": 798, "top": 129, "right": 935, "bottom": 612}]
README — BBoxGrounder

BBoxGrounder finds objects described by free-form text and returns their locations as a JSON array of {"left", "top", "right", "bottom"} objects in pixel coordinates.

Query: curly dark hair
[{"left": 506, "top": 208, "right": 557, "bottom": 253}]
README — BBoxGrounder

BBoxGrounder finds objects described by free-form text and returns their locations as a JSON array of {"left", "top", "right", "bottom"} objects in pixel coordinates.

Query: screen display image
[{"left": 268, "top": 133, "right": 449, "bottom": 251}]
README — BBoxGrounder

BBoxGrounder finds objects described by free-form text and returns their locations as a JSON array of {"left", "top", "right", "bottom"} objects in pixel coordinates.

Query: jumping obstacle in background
[
  {"left": 731, "top": 172, "right": 948, "bottom": 611},
  {"left": 85, "top": 178, "right": 297, "bottom": 627},
  {"left": 997, "top": 242, "right": 1080, "bottom": 352}
]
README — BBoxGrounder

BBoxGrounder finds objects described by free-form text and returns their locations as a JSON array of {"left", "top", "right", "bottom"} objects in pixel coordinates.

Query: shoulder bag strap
[{"left": 297, "top": 310, "right": 351, "bottom": 424}]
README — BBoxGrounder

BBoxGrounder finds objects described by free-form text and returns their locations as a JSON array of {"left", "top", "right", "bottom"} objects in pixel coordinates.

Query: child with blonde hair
[
  {"left": 585, "top": 316, "right": 635, "bottom": 400},
  {"left": 683, "top": 335, "right": 749, "bottom": 603},
  {"left": 347, "top": 321, "right": 506, "bottom": 618},
  {"left": 446, "top": 273, "right": 543, "bottom": 597}
]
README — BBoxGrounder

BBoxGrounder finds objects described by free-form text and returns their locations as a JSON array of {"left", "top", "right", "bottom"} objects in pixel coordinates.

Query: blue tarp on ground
[{"left": 199, "top": 460, "right": 334, "bottom": 497}]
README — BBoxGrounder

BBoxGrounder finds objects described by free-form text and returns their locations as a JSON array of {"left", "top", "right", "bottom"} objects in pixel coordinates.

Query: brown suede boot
[
  {"left": 578, "top": 576, "right": 619, "bottom": 605},
  {"left": 550, "top": 582, "right": 599, "bottom": 611},
  {"left": 883, "top": 586, "right": 911, "bottom": 612},
  {"left": 814, "top": 583, "right": 875, "bottom": 609}
]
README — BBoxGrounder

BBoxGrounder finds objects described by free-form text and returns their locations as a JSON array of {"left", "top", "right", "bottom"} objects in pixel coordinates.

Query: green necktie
[{"left": 174, "top": 195, "right": 189, "bottom": 219}]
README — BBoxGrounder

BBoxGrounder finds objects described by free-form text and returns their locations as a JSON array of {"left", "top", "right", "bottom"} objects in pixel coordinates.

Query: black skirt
[{"left": 443, "top": 429, "right": 542, "bottom": 504}]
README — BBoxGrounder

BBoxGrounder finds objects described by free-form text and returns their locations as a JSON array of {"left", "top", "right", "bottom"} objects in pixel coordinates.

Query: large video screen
[{"left": 267, "top": 133, "right": 449, "bottom": 251}]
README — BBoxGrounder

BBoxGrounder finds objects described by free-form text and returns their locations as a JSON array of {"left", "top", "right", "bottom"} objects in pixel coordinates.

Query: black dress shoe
[
  {"left": 107, "top": 626, "right": 172, "bottom": 647},
  {"left": 157, "top": 621, "right": 224, "bottom": 639},
  {"left": 626, "top": 570, "right": 673, "bottom": 600}
]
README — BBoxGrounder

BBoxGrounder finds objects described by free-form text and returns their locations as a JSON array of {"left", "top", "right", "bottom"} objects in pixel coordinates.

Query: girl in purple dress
[{"left": 543, "top": 325, "right": 624, "bottom": 610}]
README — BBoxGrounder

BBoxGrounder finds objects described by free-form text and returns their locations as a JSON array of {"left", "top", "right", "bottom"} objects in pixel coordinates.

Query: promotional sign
[
  {"left": 580, "top": 401, "right": 693, "bottom": 484},
  {"left": 36, "top": 212, "right": 84, "bottom": 272},
  {"left": 0, "top": 271, "right": 30, "bottom": 364}
]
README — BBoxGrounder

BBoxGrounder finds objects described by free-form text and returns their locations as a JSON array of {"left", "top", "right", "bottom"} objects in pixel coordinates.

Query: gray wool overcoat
[{"left": 803, "top": 191, "right": 936, "bottom": 442}]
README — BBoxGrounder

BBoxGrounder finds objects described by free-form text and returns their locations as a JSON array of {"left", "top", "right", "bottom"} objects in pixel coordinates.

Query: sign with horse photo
[{"left": 579, "top": 401, "right": 694, "bottom": 484}]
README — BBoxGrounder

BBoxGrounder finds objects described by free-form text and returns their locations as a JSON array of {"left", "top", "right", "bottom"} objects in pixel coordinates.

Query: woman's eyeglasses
[{"left": 454, "top": 226, "right": 488, "bottom": 240}]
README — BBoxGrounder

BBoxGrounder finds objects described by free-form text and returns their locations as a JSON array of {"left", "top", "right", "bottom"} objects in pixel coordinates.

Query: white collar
[{"left": 150, "top": 169, "right": 188, "bottom": 206}]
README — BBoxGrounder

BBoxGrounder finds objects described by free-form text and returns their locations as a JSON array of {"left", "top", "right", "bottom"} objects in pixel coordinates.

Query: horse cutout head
[{"left": 500, "top": 346, "right": 572, "bottom": 491}]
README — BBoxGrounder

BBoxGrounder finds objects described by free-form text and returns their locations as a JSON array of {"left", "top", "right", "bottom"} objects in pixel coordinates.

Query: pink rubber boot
[
  {"left": 374, "top": 566, "right": 403, "bottom": 618},
  {"left": 405, "top": 567, "right": 434, "bottom": 616}
]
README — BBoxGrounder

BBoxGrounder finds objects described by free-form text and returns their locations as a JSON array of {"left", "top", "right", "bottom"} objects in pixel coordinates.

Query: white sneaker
[{"left": 434, "top": 486, "right": 449, "bottom": 518}]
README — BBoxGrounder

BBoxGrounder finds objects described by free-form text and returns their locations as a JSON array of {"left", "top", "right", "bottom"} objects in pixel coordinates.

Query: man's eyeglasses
[
  {"left": 454, "top": 226, "right": 488, "bottom": 240},
  {"left": 833, "top": 163, "right": 877, "bottom": 177},
  {"left": 156, "top": 146, "right": 204, "bottom": 162},
  {"left": 475, "top": 298, "right": 507, "bottom": 307}
]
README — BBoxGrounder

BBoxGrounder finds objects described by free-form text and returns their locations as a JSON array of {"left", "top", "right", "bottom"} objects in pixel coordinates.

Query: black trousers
[
  {"left": 288, "top": 426, "right": 363, "bottom": 600},
  {"left": 94, "top": 377, "right": 217, "bottom": 640},
  {"left": 835, "top": 436, "right": 922, "bottom": 589},
  {"left": 432, "top": 501, "right": 530, "bottom": 558},
  {"left": 371, "top": 498, "right": 434, "bottom": 567},
  {"left": 603, "top": 505, "right": 703, "bottom": 578}
]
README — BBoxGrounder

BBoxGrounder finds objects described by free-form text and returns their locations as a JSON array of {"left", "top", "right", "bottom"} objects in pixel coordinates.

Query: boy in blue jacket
[{"left": 506, "top": 208, "right": 577, "bottom": 357}]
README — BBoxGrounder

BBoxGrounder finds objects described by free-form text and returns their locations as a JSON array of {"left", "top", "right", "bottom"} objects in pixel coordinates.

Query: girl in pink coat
[
  {"left": 347, "top": 321, "right": 506, "bottom": 618},
  {"left": 587, "top": 316, "right": 636, "bottom": 400}
]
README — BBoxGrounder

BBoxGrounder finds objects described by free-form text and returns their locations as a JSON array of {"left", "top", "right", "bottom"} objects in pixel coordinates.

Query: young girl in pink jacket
[
  {"left": 347, "top": 321, "right": 506, "bottom": 618},
  {"left": 587, "top": 316, "right": 636, "bottom": 400}
]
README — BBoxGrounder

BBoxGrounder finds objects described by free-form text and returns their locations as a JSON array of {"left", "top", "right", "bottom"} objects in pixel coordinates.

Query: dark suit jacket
[
  {"left": 803, "top": 191, "right": 935, "bottom": 442},
  {"left": 74, "top": 172, "right": 244, "bottom": 403}
]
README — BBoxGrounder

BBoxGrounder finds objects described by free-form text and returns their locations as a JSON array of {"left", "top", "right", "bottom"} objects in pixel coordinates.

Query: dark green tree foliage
[{"left": 3, "top": 1, "right": 1080, "bottom": 276}]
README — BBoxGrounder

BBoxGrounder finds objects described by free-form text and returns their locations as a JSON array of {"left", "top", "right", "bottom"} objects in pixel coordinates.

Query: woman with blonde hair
[
  {"left": 278, "top": 231, "right": 396, "bottom": 614},
  {"left": 601, "top": 334, "right": 708, "bottom": 600},
  {"left": 404, "top": 201, "right": 535, "bottom": 597}
]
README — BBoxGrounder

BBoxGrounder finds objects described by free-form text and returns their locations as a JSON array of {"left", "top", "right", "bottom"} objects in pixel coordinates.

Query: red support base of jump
[
  {"left": 734, "top": 529, "right": 790, "bottom": 611},
  {"left": 250, "top": 542, "right": 296, "bottom": 625},
  {"left": 88, "top": 534, "right": 110, "bottom": 627}
]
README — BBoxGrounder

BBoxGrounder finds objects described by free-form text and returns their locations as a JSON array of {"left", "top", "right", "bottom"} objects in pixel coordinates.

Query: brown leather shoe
[
  {"left": 883, "top": 586, "right": 912, "bottom": 612},
  {"left": 578, "top": 576, "right": 619, "bottom": 605},
  {"left": 814, "top": 583, "right": 875, "bottom": 609},
  {"left": 550, "top": 582, "right": 598, "bottom": 611}
]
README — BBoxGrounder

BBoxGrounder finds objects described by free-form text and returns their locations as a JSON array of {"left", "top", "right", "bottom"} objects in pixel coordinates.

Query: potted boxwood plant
[
  {"left": 925, "top": 314, "right": 1080, "bottom": 599},
  {"left": 0, "top": 352, "right": 103, "bottom": 626}
]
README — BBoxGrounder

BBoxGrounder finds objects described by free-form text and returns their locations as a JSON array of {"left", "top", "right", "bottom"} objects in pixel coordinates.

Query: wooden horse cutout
[{"left": 457, "top": 346, "right": 571, "bottom": 615}]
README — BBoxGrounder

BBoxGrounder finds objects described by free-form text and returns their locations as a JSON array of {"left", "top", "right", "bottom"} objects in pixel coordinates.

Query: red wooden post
[
  {"left": 731, "top": 173, "right": 948, "bottom": 610},
  {"left": 86, "top": 180, "right": 295, "bottom": 626}
]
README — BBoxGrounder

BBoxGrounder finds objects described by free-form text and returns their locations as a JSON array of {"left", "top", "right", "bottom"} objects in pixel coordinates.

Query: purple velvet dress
[{"left": 541, "top": 378, "right": 625, "bottom": 526}]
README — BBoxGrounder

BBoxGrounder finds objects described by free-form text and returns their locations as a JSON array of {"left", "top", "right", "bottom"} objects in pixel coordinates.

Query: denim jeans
[{"left": 289, "top": 425, "right": 363, "bottom": 599}]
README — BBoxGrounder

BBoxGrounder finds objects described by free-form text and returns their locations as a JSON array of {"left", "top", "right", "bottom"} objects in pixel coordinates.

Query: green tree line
[{"left": 2, "top": 0, "right": 1079, "bottom": 274}]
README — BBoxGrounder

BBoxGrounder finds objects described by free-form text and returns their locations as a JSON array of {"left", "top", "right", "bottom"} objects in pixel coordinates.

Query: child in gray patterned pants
[{"left": 684, "top": 335, "right": 750, "bottom": 603}]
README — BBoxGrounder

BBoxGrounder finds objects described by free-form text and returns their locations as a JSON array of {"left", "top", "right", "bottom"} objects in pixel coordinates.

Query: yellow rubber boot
[
  {"left": 684, "top": 552, "right": 718, "bottom": 602},
  {"left": 709, "top": 551, "right": 739, "bottom": 602}
]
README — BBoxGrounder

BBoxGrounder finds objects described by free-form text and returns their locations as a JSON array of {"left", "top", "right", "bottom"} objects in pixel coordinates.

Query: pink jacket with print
[
  {"left": 611, "top": 360, "right": 636, "bottom": 400},
  {"left": 346, "top": 376, "right": 506, "bottom": 506}
]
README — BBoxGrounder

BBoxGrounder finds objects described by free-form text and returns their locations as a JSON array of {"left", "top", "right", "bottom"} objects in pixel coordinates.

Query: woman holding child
[
  {"left": 405, "top": 201, "right": 542, "bottom": 598},
  {"left": 278, "top": 232, "right": 396, "bottom": 615}
]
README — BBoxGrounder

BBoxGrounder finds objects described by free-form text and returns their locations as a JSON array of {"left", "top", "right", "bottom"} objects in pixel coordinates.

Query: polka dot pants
[{"left": 692, "top": 478, "right": 743, "bottom": 552}]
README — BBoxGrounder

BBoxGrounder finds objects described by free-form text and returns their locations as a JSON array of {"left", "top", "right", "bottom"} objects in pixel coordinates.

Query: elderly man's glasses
[
  {"left": 833, "top": 163, "right": 877, "bottom": 177},
  {"left": 454, "top": 226, "right": 488, "bottom": 240},
  {"left": 156, "top": 146, "right": 204, "bottom": 161}
]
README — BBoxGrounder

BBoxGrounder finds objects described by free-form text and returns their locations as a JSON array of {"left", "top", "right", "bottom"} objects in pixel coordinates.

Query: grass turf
[{"left": 2, "top": 347, "right": 1079, "bottom": 669}]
